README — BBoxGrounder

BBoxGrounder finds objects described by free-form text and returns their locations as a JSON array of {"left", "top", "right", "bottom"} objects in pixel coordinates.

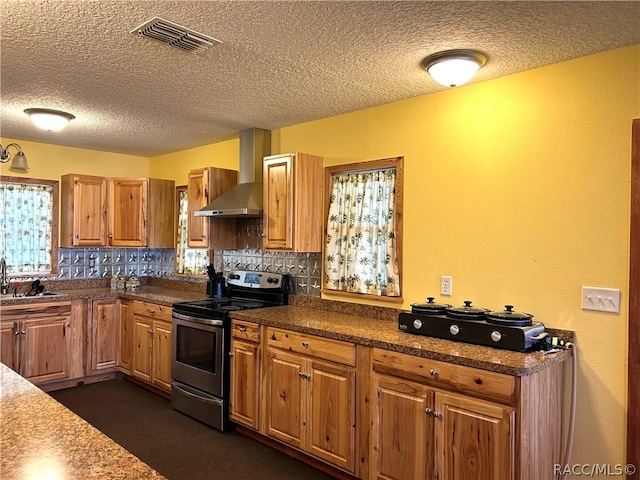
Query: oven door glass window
[{"left": 175, "top": 324, "right": 217, "bottom": 374}]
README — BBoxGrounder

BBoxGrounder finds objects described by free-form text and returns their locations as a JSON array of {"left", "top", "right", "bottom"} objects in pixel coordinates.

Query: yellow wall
[
  {"left": 2, "top": 45, "right": 637, "bottom": 472},
  {"left": 269, "top": 45, "right": 639, "bottom": 471},
  {"left": 149, "top": 139, "right": 239, "bottom": 185},
  {"left": 0, "top": 139, "right": 149, "bottom": 179}
]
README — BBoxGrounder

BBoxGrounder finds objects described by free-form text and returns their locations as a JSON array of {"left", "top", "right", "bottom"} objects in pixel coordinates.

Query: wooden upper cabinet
[
  {"left": 60, "top": 174, "right": 108, "bottom": 247},
  {"left": 187, "top": 167, "right": 238, "bottom": 250},
  {"left": 61, "top": 175, "right": 174, "bottom": 248},
  {"left": 107, "top": 177, "right": 175, "bottom": 248},
  {"left": 109, "top": 178, "right": 148, "bottom": 247},
  {"left": 262, "top": 152, "right": 323, "bottom": 252}
]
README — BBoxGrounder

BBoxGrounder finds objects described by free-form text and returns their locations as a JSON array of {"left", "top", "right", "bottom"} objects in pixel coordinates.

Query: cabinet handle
[
  {"left": 201, "top": 235, "right": 206, "bottom": 239},
  {"left": 238, "top": 326, "right": 246, "bottom": 333},
  {"left": 14, "top": 330, "right": 20, "bottom": 336},
  {"left": 425, "top": 408, "right": 442, "bottom": 419},
  {"left": 228, "top": 352, "right": 234, "bottom": 357},
  {"left": 21, "top": 331, "right": 26, "bottom": 335},
  {"left": 75, "top": 234, "right": 79, "bottom": 238},
  {"left": 109, "top": 234, "right": 113, "bottom": 238},
  {"left": 429, "top": 369, "right": 438, "bottom": 377},
  {"left": 299, "top": 371, "right": 305, "bottom": 378},
  {"left": 147, "top": 309, "right": 156, "bottom": 315},
  {"left": 148, "top": 329, "right": 154, "bottom": 334},
  {"left": 302, "top": 341, "right": 309, "bottom": 348}
]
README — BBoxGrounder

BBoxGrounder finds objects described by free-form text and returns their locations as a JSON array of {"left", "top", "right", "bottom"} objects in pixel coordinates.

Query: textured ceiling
[{"left": 1, "top": 1, "right": 639, "bottom": 157}]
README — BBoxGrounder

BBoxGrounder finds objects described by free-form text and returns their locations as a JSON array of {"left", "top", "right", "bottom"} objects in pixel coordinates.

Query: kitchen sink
[{"left": 0, "top": 291, "right": 66, "bottom": 300}]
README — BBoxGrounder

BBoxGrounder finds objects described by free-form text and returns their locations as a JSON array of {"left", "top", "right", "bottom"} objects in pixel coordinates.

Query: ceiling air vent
[{"left": 131, "top": 17, "right": 221, "bottom": 52}]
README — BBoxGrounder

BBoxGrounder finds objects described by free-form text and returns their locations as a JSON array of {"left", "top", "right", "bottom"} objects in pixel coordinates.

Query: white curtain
[
  {"left": 324, "top": 169, "right": 400, "bottom": 296},
  {"left": 175, "top": 189, "right": 208, "bottom": 275},
  {"left": 0, "top": 182, "right": 54, "bottom": 274}
]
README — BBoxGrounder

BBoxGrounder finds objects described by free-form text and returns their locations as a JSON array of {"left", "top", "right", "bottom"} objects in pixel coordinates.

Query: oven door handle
[
  {"left": 172, "top": 382, "right": 224, "bottom": 407},
  {"left": 172, "top": 311, "right": 224, "bottom": 327}
]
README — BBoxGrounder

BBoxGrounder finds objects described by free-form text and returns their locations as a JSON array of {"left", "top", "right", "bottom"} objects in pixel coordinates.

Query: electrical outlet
[
  {"left": 581, "top": 286, "right": 620, "bottom": 313},
  {"left": 441, "top": 276, "right": 452, "bottom": 296}
]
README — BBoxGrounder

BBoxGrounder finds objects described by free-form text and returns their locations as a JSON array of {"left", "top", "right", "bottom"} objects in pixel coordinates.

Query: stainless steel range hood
[{"left": 195, "top": 128, "right": 271, "bottom": 217}]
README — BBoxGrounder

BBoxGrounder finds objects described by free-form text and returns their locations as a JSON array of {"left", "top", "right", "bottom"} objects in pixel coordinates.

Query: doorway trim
[{"left": 628, "top": 118, "right": 639, "bottom": 476}]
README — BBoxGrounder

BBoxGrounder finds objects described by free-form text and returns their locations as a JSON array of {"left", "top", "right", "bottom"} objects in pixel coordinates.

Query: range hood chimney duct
[{"left": 195, "top": 128, "right": 271, "bottom": 217}]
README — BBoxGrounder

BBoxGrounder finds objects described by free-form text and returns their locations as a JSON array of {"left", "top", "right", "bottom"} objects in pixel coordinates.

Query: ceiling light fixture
[
  {"left": 24, "top": 108, "right": 75, "bottom": 131},
  {"left": 421, "top": 49, "right": 487, "bottom": 88},
  {"left": 0, "top": 143, "right": 29, "bottom": 173}
]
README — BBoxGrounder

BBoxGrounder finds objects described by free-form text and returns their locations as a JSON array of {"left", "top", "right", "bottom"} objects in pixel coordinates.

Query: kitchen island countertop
[{"left": 0, "top": 363, "right": 165, "bottom": 479}]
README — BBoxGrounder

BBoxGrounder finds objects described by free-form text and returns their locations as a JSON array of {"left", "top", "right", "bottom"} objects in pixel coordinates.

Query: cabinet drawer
[
  {"left": 266, "top": 327, "right": 355, "bottom": 366},
  {"left": 0, "top": 302, "right": 72, "bottom": 320},
  {"left": 372, "top": 348, "right": 515, "bottom": 405},
  {"left": 133, "top": 301, "right": 172, "bottom": 322},
  {"left": 231, "top": 320, "right": 260, "bottom": 343}
]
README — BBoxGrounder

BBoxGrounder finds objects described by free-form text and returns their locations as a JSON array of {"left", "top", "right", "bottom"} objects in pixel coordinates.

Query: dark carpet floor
[{"left": 49, "top": 378, "right": 335, "bottom": 480}]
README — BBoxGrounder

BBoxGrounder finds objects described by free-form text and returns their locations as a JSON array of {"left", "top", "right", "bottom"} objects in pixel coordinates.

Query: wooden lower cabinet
[
  {"left": 90, "top": 298, "right": 119, "bottom": 372},
  {"left": 371, "top": 374, "right": 434, "bottom": 479},
  {"left": 131, "top": 300, "right": 173, "bottom": 392},
  {"left": 435, "top": 391, "right": 514, "bottom": 480},
  {"left": 0, "top": 302, "right": 73, "bottom": 384},
  {"left": 230, "top": 320, "right": 261, "bottom": 430},
  {"left": 118, "top": 299, "right": 133, "bottom": 374},
  {"left": 229, "top": 325, "right": 565, "bottom": 480},
  {"left": 370, "top": 347, "right": 561, "bottom": 480},
  {"left": 265, "top": 327, "right": 356, "bottom": 473},
  {"left": 1, "top": 320, "right": 16, "bottom": 369},
  {"left": 371, "top": 372, "right": 514, "bottom": 480}
]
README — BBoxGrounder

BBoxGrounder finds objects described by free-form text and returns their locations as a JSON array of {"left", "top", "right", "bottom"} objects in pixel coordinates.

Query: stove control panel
[{"left": 227, "top": 270, "right": 287, "bottom": 290}]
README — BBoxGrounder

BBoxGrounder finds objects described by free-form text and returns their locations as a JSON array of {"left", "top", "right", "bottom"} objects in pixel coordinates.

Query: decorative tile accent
[{"left": 57, "top": 233, "right": 323, "bottom": 297}]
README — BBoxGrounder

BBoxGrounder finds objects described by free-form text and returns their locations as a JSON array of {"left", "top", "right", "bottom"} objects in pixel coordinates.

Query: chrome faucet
[{"left": 1, "top": 257, "right": 9, "bottom": 295}]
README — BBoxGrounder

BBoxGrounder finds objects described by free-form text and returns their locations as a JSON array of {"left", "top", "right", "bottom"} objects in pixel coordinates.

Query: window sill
[{"left": 320, "top": 288, "right": 403, "bottom": 304}]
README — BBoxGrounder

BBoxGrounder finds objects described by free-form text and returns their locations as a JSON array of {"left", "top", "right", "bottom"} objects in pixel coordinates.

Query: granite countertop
[
  {"left": 0, "top": 363, "right": 165, "bottom": 479},
  {"left": 230, "top": 304, "right": 572, "bottom": 377},
  {"left": 0, "top": 285, "right": 206, "bottom": 307}
]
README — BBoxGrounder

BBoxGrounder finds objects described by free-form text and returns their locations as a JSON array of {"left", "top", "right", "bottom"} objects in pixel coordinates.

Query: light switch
[{"left": 581, "top": 286, "right": 621, "bottom": 313}]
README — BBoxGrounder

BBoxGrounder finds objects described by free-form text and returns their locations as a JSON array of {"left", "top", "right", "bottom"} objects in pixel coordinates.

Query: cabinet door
[
  {"left": 306, "top": 358, "right": 356, "bottom": 472},
  {"left": 118, "top": 300, "right": 133, "bottom": 374},
  {"left": 263, "top": 154, "right": 293, "bottom": 250},
  {"left": 371, "top": 374, "right": 434, "bottom": 480},
  {"left": 90, "top": 299, "right": 119, "bottom": 372},
  {"left": 132, "top": 315, "right": 152, "bottom": 382},
  {"left": 266, "top": 347, "right": 304, "bottom": 448},
  {"left": 0, "top": 321, "right": 17, "bottom": 371},
  {"left": 152, "top": 319, "right": 172, "bottom": 392},
  {"left": 230, "top": 338, "right": 260, "bottom": 429},
  {"left": 22, "top": 316, "right": 71, "bottom": 383},
  {"left": 187, "top": 168, "right": 209, "bottom": 248},
  {"left": 109, "top": 178, "right": 148, "bottom": 246},
  {"left": 61, "top": 174, "right": 108, "bottom": 246},
  {"left": 434, "top": 391, "right": 515, "bottom": 480}
]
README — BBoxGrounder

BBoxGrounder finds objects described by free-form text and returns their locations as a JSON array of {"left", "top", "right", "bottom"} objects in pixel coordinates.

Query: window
[
  {"left": 323, "top": 157, "right": 403, "bottom": 300},
  {"left": 0, "top": 176, "right": 59, "bottom": 276},
  {"left": 175, "top": 186, "right": 209, "bottom": 275}
]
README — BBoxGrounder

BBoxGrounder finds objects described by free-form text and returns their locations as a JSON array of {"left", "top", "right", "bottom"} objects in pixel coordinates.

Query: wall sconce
[
  {"left": 421, "top": 49, "right": 487, "bottom": 88},
  {"left": 24, "top": 108, "right": 75, "bottom": 131},
  {"left": 0, "top": 143, "right": 29, "bottom": 173}
]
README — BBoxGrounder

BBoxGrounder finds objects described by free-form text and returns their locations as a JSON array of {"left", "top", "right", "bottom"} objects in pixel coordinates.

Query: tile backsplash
[{"left": 58, "top": 246, "right": 322, "bottom": 297}]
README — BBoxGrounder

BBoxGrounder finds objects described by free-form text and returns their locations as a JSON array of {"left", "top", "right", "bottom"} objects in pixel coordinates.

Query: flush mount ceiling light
[
  {"left": 421, "top": 49, "right": 487, "bottom": 88},
  {"left": 0, "top": 143, "right": 29, "bottom": 173},
  {"left": 24, "top": 108, "right": 75, "bottom": 131}
]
